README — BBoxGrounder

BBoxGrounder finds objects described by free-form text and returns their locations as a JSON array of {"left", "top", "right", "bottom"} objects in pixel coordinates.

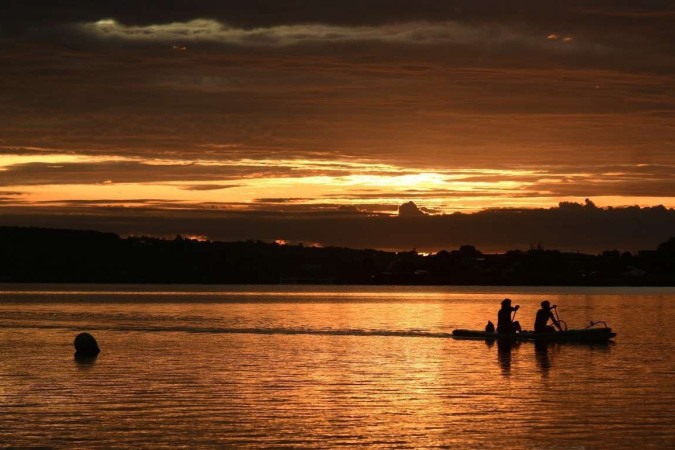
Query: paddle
[
  {"left": 551, "top": 305, "right": 568, "bottom": 331},
  {"left": 511, "top": 305, "right": 519, "bottom": 322},
  {"left": 511, "top": 305, "right": 521, "bottom": 333}
]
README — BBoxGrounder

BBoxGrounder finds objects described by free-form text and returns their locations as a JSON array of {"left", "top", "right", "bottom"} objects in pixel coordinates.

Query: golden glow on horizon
[
  {"left": 2, "top": 152, "right": 674, "bottom": 213},
  {"left": 8, "top": 182, "right": 675, "bottom": 214}
]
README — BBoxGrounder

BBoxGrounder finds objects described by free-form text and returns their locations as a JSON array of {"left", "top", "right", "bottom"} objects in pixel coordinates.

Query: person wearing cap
[
  {"left": 497, "top": 298, "right": 521, "bottom": 334},
  {"left": 534, "top": 300, "right": 562, "bottom": 333}
]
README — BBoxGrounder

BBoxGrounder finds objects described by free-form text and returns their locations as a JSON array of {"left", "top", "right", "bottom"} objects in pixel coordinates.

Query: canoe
[{"left": 452, "top": 327, "right": 616, "bottom": 342}]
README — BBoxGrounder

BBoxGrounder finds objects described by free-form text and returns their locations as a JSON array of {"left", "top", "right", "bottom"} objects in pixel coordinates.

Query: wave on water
[{"left": 1, "top": 322, "right": 452, "bottom": 338}]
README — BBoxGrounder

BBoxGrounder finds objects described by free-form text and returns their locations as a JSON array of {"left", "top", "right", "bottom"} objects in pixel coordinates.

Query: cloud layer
[{"left": 1, "top": 1, "right": 674, "bottom": 250}]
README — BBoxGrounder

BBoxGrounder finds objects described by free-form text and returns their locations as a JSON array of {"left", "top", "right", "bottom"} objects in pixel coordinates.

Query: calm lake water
[{"left": 0, "top": 285, "right": 673, "bottom": 449}]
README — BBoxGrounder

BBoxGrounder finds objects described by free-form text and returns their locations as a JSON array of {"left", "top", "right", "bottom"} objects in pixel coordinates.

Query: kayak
[{"left": 452, "top": 327, "right": 616, "bottom": 343}]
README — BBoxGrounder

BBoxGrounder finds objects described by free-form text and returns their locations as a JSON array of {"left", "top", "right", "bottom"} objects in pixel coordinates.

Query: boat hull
[{"left": 452, "top": 328, "right": 616, "bottom": 342}]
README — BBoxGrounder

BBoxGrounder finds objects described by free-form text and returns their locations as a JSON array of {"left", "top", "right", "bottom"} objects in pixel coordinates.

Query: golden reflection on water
[{"left": 0, "top": 286, "right": 673, "bottom": 448}]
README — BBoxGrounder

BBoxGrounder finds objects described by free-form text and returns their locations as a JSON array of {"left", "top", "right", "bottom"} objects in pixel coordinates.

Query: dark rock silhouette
[{"left": 74, "top": 332, "right": 100, "bottom": 357}]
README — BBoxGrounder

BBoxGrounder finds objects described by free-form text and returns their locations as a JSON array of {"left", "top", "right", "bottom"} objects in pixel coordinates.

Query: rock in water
[{"left": 74, "top": 332, "right": 100, "bottom": 357}]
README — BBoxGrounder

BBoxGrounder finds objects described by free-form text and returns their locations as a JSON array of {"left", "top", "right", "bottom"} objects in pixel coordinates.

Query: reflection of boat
[{"left": 452, "top": 327, "right": 616, "bottom": 343}]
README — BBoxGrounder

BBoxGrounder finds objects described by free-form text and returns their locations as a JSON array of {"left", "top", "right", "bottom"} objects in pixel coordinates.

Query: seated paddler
[
  {"left": 497, "top": 298, "right": 522, "bottom": 334},
  {"left": 534, "top": 300, "right": 563, "bottom": 333}
]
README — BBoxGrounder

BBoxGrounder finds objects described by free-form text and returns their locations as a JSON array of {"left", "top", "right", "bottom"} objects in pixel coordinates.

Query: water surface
[{"left": 1, "top": 285, "right": 673, "bottom": 448}]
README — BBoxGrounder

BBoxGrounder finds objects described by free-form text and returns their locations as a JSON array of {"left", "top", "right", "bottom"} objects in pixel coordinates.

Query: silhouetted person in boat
[
  {"left": 497, "top": 298, "right": 521, "bottom": 334},
  {"left": 534, "top": 300, "right": 562, "bottom": 333}
]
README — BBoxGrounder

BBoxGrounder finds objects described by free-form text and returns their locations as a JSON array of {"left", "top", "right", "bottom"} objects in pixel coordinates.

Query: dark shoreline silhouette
[{"left": 1, "top": 226, "right": 674, "bottom": 286}]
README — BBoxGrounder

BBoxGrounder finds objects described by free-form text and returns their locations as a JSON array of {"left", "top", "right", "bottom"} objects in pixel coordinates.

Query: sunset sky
[{"left": 2, "top": 1, "right": 674, "bottom": 251}]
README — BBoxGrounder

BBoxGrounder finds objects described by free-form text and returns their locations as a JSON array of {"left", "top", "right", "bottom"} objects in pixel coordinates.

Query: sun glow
[
  {"left": 1, "top": 151, "right": 674, "bottom": 214},
  {"left": 342, "top": 172, "right": 447, "bottom": 188}
]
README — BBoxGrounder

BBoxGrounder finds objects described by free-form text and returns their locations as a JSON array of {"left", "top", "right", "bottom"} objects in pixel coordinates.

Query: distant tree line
[{"left": 0, "top": 226, "right": 674, "bottom": 285}]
